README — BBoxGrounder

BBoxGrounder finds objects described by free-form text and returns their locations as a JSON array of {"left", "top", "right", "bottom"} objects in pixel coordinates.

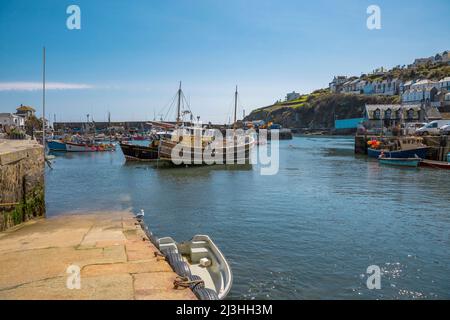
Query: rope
[
  {"left": 173, "top": 276, "right": 204, "bottom": 289},
  {"left": 0, "top": 202, "right": 19, "bottom": 207}
]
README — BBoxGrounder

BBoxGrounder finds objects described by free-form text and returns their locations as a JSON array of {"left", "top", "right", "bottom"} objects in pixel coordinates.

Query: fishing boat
[
  {"left": 419, "top": 159, "right": 450, "bottom": 170},
  {"left": 132, "top": 134, "right": 147, "bottom": 141},
  {"left": 47, "top": 139, "right": 67, "bottom": 151},
  {"left": 158, "top": 128, "right": 255, "bottom": 165},
  {"left": 158, "top": 235, "right": 232, "bottom": 300},
  {"left": 368, "top": 147, "right": 429, "bottom": 159},
  {"left": 48, "top": 139, "right": 115, "bottom": 152},
  {"left": 119, "top": 141, "right": 159, "bottom": 161},
  {"left": 119, "top": 129, "right": 172, "bottom": 161},
  {"left": 367, "top": 137, "right": 429, "bottom": 159},
  {"left": 65, "top": 141, "right": 98, "bottom": 152},
  {"left": 120, "top": 83, "right": 254, "bottom": 165},
  {"left": 157, "top": 84, "right": 255, "bottom": 166},
  {"left": 378, "top": 157, "right": 421, "bottom": 167}
]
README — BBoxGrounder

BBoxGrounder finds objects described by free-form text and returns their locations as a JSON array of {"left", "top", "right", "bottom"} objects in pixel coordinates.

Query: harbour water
[{"left": 46, "top": 136, "right": 450, "bottom": 299}]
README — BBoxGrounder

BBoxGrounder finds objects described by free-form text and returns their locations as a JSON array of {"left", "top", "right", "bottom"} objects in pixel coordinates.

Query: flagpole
[{"left": 42, "top": 46, "right": 46, "bottom": 148}]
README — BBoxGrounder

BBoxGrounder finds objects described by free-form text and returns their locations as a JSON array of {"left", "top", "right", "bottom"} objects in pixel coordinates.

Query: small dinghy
[
  {"left": 157, "top": 235, "right": 232, "bottom": 300},
  {"left": 378, "top": 156, "right": 421, "bottom": 167}
]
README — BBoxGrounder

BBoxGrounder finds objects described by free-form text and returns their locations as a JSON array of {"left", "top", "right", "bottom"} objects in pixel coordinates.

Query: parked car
[
  {"left": 440, "top": 124, "right": 450, "bottom": 135},
  {"left": 416, "top": 120, "right": 450, "bottom": 135},
  {"left": 404, "top": 122, "right": 427, "bottom": 135}
]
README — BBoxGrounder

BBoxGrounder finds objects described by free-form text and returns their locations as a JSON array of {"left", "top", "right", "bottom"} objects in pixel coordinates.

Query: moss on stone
[{"left": 1, "top": 186, "right": 45, "bottom": 230}]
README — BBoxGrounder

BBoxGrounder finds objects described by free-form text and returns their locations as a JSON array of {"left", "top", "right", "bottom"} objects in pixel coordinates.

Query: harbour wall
[{"left": 0, "top": 140, "right": 45, "bottom": 231}]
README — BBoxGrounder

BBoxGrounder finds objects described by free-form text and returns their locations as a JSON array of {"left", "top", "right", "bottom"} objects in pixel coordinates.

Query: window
[
  {"left": 384, "top": 109, "right": 392, "bottom": 119},
  {"left": 373, "top": 109, "right": 381, "bottom": 120}
]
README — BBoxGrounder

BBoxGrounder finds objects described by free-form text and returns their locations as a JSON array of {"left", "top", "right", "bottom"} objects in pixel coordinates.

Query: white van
[{"left": 416, "top": 120, "right": 450, "bottom": 135}]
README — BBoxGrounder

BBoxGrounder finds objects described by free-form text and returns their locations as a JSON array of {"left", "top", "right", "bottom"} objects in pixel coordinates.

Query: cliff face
[
  {"left": 244, "top": 93, "right": 399, "bottom": 129},
  {"left": 245, "top": 60, "right": 450, "bottom": 130}
]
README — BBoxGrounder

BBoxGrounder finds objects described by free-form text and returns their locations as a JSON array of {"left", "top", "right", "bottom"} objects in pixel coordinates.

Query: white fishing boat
[
  {"left": 158, "top": 235, "right": 232, "bottom": 300},
  {"left": 65, "top": 141, "right": 97, "bottom": 152}
]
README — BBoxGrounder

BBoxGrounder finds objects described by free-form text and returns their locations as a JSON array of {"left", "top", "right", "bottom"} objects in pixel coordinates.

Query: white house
[
  {"left": 402, "top": 88, "right": 439, "bottom": 104},
  {"left": 400, "top": 80, "right": 415, "bottom": 94},
  {"left": 410, "top": 79, "right": 439, "bottom": 91},
  {"left": 439, "top": 77, "right": 450, "bottom": 91},
  {"left": 412, "top": 51, "right": 450, "bottom": 66},
  {"left": 0, "top": 113, "right": 25, "bottom": 128},
  {"left": 329, "top": 76, "right": 348, "bottom": 93},
  {"left": 286, "top": 91, "right": 300, "bottom": 101}
]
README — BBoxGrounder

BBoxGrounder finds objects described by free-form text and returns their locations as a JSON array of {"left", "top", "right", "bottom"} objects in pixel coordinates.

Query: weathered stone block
[{"left": 0, "top": 140, "right": 45, "bottom": 231}]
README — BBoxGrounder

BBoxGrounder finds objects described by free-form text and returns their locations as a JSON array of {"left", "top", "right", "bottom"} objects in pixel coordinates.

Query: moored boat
[
  {"left": 132, "top": 134, "right": 147, "bottom": 141},
  {"left": 378, "top": 157, "right": 421, "bottom": 167},
  {"left": 47, "top": 140, "right": 67, "bottom": 151},
  {"left": 158, "top": 235, "right": 232, "bottom": 300},
  {"left": 65, "top": 141, "right": 97, "bottom": 152},
  {"left": 158, "top": 131, "right": 255, "bottom": 166},
  {"left": 419, "top": 159, "right": 450, "bottom": 170},
  {"left": 368, "top": 147, "right": 429, "bottom": 159},
  {"left": 65, "top": 141, "right": 115, "bottom": 152},
  {"left": 367, "top": 137, "right": 429, "bottom": 159},
  {"left": 119, "top": 142, "right": 159, "bottom": 161}
]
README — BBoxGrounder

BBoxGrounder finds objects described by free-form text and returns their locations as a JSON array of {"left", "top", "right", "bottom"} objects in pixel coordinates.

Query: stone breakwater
[{"left": 0, "top": 139, "right": 45, "bottom": 231}]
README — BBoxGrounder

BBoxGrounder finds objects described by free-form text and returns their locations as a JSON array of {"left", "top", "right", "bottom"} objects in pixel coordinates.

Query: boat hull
[
  {"left": 419, "top": 159, "right": 450, "bottom": 170},
  {"left": 47, "top": 140, "right": 67, "bottom": 151},
  {"left": 65, "top": 142, "right": 97, "bottom": 152},
  {"left": 368, "top": 147, "right": 429, "bottom": 159},
  {"left": 119, "top": 143, "right": 159, "bottom": 161},
  {"left": 158, "top": 137, "right": 254, "bottom": 166},
  {"left": 379, "top": 158, "right": 421, "bottom": 167}
]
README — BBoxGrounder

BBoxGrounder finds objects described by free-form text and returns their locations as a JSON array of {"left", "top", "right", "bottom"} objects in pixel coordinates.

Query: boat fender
[
  {"left": 193, "top": 287, "right": 219, "bottom": 301},
  {"left": 146, "top": 232, "right": 159, "bottom": 248},
  {"left": 173, "top": 261, "right": 192, "bottom": 278},
  {"left": 163, "top": 249, "right": 183, "bottom": 267}
]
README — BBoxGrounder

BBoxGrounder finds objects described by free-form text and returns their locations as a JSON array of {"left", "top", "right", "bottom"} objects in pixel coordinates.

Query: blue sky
[{"left": 0, "top": 0, "right": 449, "bottom": 123}]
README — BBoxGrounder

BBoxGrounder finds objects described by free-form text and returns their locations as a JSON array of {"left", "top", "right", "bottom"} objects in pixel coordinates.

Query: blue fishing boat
[
  {"left": 378, "top": 157, "right": 421, "bottom": 167},
  {"left": 47, "top": 140, "right": 67, "bottom": 151},
  {"left": 368, "top": 147, "right": 429, "bottom": 159}
]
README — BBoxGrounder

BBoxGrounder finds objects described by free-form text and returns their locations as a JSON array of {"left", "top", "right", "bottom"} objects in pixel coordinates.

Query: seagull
[{"left": 136, "top": 209, "right": 145, "bottom": 220}]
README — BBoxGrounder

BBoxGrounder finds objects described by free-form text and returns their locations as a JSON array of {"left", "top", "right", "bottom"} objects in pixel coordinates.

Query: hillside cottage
[
  {"left": 286, "top": 91, "right": 300, "bottom": 102},
  {"left": 329, "top": 76, "right": 348, "bottom": 93}
]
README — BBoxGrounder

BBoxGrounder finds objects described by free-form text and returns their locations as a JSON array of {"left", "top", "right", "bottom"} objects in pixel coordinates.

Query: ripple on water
[{"left": 46, "top": 137, "right": 450, "bottom": 299}]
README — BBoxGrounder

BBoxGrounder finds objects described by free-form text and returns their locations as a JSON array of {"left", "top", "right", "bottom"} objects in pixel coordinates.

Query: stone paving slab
[{"left": 0, "top": 211, "right": 196, "bottom": 300}]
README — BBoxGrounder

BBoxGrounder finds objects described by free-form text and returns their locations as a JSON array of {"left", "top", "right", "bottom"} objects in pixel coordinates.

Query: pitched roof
[{"left": 16, "top": 105, "right": 35, "bottom": 112}]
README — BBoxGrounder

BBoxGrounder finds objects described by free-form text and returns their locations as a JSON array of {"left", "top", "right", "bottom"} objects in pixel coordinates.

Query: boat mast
[
  {"left": 42, "top": 46, "right": 46, "bottom": 147},
  {"left": 108, "top": 111, "right": 111, "bottom": 143},
  {"left": 233, "top": 85, "right": 238, "bottom": 132},
  {"left": 176, "top": 81, "right": 182, "bottom": 126}
]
